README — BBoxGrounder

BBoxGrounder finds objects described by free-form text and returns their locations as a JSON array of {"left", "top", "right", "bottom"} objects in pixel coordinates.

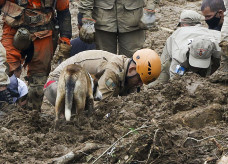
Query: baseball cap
[
  {"left": 189, "top": 36, "right": 215, "bottom": 68},
  {"left": 177, "top": 10, "right": 203, "bottom": 27}
]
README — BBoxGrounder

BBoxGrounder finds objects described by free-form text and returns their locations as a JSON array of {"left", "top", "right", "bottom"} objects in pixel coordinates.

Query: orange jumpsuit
[{"left": 0, "top": 0, "right": 71, "bottom": 76}]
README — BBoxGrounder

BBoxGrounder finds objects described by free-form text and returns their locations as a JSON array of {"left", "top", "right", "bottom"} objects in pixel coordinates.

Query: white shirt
[{"left": 13, "top": 78, "right": 28, "bottom": 103}]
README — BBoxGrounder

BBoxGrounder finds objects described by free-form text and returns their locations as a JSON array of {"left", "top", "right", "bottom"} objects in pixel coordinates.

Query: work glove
[
  {"left": 53, "top": 43, "right": 72, "bottom": 64},
  {"left": 0, "top": 89, "right": 13, "bottom": 104},
  {"left": 219, "top": 41, "right": 228, "bottom": 57},
  {"left": 79, "top": 18, "right": 96, "bottom": 44},
  {"left": 139, "top": 9, "right": 156, "bottom": 30}
]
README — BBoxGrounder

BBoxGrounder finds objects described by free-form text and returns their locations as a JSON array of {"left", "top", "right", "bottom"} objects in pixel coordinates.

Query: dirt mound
[
  {"left": 0, "top": 73, "right": 227, "bottom": 164},
  {"left": 1, "top": 0, "right": 228, "bottom": 163}
]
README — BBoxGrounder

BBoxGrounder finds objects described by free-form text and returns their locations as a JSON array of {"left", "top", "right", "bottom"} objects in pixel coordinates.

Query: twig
[
  {"left": 92, "top": 124, "right": 153, "bottom": 164},
  {"left": 146, "top": 129, "right": 159, "bottom": 164},
  {"left": 184, "top": 135, "right": 217, "bottom": 144},
  {"left": 52, "top": 142, "right": 100, "bottom": 164},
  {"left": 210, "top": 138, "right": 224, "bottom": 152}
]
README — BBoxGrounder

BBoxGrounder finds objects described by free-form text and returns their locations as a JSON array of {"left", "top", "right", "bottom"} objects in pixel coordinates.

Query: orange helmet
[{"left": 133, "top": 49, "right": 161, "bottom": 84}]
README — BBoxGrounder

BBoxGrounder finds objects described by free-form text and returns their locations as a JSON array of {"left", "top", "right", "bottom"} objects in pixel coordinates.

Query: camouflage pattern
[{"left": 26, "top": 74, "right": 47, "bottom": 111}]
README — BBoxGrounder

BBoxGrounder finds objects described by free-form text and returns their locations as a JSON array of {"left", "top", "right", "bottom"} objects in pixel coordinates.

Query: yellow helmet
[{"left": 133, "top": 49, "right": 161, "bottom": 84}]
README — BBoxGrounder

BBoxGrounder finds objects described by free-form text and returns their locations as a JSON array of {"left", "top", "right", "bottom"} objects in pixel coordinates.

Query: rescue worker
[
  {"left": 70, "top": 12, "right": 96, "bottom": 57},
  {"left": 0, "top": 42, "right": 13, "bottom": 105},
  {"left": 78, "top": 0, "right": 158, "bottom": 57},
  {"left": 7, "top": 66, "right": 28, "bottom": 107},
  {"left": 201, "top": 0, "right": 226, "bottom": 31},
  {"left": 0, "top": 0, "right": 72, "bottom": 111},
  {"left": 210, "top": 0, "right": 228, "bottom": 83},
  {"left": 44, "top": 49, "right": 161, "bottom": 106},
  {"left": 149, "top": 10, "right": 222, "bottom": 86}
]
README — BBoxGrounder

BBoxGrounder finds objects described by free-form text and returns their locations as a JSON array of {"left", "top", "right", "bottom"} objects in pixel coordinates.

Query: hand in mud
[
  {"left": 79, "top": 18, "right": 96, "bottom": 44},
  {"left": 53, "top": 43, "right": 72, "bottom": 64},
  {"left": 219, "top": 41, "right": 228, "bottom": 57}
]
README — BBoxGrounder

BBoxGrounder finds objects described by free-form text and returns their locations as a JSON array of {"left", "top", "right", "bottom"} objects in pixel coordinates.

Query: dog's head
[{"left": 89, "top": 70, "right": 105, "bottom": 101}]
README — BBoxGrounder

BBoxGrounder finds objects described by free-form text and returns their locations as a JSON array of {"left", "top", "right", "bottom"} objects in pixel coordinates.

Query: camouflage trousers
[{"left": 26, "top": 74, "right": 47, "bottom": 111}]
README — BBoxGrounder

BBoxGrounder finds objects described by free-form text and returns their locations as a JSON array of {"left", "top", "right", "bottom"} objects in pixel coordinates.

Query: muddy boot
[
  {"left": 209, "top": 41, "right": 228, "bottom": 83},
  {"left": 26, "top": 74, "right": 47, "bottom": 112}
]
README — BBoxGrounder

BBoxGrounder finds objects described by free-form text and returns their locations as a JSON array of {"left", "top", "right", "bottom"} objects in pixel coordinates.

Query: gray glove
[
  {"left": 139, "top": 9, "right": 156, "bottom": 30},
  {"left": 79, "top": 18, "right": 96, "bottom": 44},
  {"left": 219, "top": 41, "right": 228, "bottom": 57},
  {"left": 0, "top": 89, "right": 13, "bottom": 104}
]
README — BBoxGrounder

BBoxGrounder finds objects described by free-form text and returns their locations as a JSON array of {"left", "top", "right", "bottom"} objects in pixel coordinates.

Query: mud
[{"left": 1, "top": 0, "right": 228, "bottom": 164}]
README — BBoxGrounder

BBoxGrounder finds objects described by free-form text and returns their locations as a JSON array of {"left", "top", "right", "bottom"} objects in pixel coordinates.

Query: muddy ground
[{"left": 1, "top": 0, "right": 228, "bottom": 164}]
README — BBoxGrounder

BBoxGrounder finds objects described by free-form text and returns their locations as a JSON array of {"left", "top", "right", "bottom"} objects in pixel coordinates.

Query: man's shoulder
[
  {"left": 171, "top": 26, "right": 221, "bottom": 43},
  {"left": 177, "top": 26, "right": 220, "bottom": 35}
]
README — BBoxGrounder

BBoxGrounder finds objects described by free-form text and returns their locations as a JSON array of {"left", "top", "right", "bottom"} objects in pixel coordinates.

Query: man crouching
[{"left": 55, "top": 64, "right": 104, "bottom": 125}]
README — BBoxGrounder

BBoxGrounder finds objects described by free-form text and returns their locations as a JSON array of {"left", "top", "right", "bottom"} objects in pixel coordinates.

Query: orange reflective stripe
[
  {"left": 59, "top": 37, "right": 70, "bottom": 45},
  {"left": 28, "top": 0, "right": 41, "bottom": 8},
  {"left": 56, "top": 0, "right": 69, "bottom": 11}
]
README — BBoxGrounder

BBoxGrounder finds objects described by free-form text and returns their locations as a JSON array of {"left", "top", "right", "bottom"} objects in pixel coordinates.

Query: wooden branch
[
  {"left": 51, "top": 142, "right": 101, "bottom": 164},
  {"left": 92, "top": 124, "right": 153, "bottom": 164}
]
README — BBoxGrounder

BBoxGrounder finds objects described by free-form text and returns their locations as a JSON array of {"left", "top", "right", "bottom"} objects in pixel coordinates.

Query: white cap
[{"left": 189, "top": 36, "right": 215, "bottom": 68}]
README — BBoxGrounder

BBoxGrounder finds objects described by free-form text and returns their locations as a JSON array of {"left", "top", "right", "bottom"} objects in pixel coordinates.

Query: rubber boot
[
  {"left": 209, "top": 41, "right": 228, "bottom": 83},
  {"left": 26, "top": 74, "right": 47, "bottom": 111}
]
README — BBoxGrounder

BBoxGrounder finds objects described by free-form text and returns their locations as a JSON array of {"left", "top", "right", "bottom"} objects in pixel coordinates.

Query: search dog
[{"left": 55, "top": 64, "right": 104, "bottom": 126}]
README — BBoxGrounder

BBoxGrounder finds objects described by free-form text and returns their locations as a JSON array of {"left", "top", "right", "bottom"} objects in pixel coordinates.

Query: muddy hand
[
  {"left": 219, "top": 41, "right": 228, "bottom": 57},
  {"left": 79, "top": 18, "right": 96, "bottom": 44}
]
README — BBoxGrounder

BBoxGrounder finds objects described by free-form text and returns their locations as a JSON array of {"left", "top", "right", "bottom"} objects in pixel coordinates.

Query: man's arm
[
  {"left": 158, "top": 44, "right": 172, "bottom": 82},
  {"left": 54, "top": 0, "right": 72, "bottom": 63},
  {"left": 98, "top": 69, "right": 120, "bottom": 100},
  {"left": 210, "top": 42, "right": 222, "bottom": 74},
  {"left": 148, "top": 37, "right": 172, "bottom": 87},
  {"left": 0, "top": 43, "right": 10, "bottom": 86},
  {"left": 56, "top": 0, "right": 72, "bottom": 42},
  {"left": 221, "top": 0, "right": 228, "bottom": 43}
]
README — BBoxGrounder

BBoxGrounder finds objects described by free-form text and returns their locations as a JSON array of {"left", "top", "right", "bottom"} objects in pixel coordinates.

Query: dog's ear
[{"left": 94, "top": 69, "right": 105, "bottom": 80}]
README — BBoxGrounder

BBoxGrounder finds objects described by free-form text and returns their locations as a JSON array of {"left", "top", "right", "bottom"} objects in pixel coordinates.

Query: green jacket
[{"left": 79, "top": 0, "right": 156, "bottom": 33}]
